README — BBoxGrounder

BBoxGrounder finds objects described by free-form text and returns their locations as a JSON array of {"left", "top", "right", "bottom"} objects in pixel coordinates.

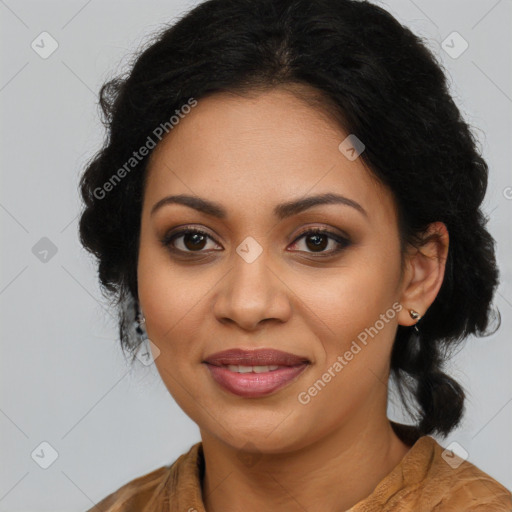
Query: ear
[{"left": 398, "top": 221, "right": 449, "bottom": 327}]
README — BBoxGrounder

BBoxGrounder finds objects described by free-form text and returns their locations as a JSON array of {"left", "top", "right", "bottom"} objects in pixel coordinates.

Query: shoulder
[
  {"left": 85, "top": 465, "right": 171, "bottom": 512},
  {"left": 352, "top": 434, "right": 511, "bottom": 512},
  {"left": 85, "top": 442, "right": 203, "bottom": 512},
  {"left": 418, "top": 437, "right": 512, "bottom": 511}
]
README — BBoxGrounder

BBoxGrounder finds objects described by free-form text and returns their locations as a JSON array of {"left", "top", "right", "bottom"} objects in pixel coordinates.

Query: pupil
[
  {"left": 185, "top": 233, "right": 206, "bottom": 250},
  {"left": 307, "top": 234, "right": 327, "bottom": 251}
]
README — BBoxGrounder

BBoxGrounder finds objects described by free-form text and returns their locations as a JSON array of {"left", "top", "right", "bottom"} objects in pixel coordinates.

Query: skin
[{"left": 137, "top": 86, "right": 449, "bottom": 512}]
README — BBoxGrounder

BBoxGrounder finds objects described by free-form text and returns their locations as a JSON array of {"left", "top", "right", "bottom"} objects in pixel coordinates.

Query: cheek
[
  {"left": 137, "top": 240, "right": 207, "bottom": 356},
  {"left": 137, "top": 250, "right": 208, "bottom": 414},
  {"left": 291, "top": 254, "right": 399, "bottom": 339},
  {"left": 290, "top": 246, "right": 401, "bottom": 385}
]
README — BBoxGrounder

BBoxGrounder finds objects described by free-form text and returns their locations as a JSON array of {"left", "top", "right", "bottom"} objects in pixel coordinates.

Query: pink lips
[{"left": 203, "top": 348, "right": 310, "bottom": 398}]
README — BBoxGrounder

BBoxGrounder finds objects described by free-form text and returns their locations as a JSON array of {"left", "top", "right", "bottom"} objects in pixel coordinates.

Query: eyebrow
[{"left": 150, "top": 192, "right": 368, "bottom": 220}]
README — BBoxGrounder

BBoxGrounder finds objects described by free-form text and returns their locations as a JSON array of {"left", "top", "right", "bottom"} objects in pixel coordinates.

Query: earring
[
  {"left": 135, "top": 309, "right": 146, "bottom": 337},
  {"left": 409, "top": 309, "right": 422, "bottom": 332}
]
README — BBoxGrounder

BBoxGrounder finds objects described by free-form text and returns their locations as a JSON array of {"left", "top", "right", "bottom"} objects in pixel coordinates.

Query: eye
[
  {"left": 161, "top": 226, "right": 351, "bottom": 257},
  {"left": 289, "top": 228, "right": 351, "bottom": 256},
  {"left": 161, "top": 227, "right": 221, "bottom": 254}
]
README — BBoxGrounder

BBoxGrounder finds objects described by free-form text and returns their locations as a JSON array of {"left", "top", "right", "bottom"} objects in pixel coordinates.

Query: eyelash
[{"left": 160, "top": 226, "right": 351, "bottom": 258}]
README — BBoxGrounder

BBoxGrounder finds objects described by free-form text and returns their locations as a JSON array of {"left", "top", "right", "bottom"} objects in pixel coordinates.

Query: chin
[{"left": 204, "top": 414, "right": 312, "bottom": 455}]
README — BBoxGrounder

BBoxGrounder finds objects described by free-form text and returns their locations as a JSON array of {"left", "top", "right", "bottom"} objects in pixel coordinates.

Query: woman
[{"left": 79, "top": 0, "right": 512, "bottom": 510}]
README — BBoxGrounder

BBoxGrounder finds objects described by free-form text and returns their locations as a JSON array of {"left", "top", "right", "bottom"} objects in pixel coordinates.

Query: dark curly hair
[{"left": 78, "top": 0, "right": 500, "bottom": 437}]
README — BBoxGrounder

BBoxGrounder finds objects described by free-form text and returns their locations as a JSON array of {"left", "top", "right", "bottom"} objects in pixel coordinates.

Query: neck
[{"left": 200, "top": 414, "right": 411, "bottom": 512}]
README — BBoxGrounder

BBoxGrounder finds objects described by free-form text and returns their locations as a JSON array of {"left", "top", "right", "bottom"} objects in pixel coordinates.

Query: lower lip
[{"left": 204, "top": 363, "right": 309, "bottom": 397}]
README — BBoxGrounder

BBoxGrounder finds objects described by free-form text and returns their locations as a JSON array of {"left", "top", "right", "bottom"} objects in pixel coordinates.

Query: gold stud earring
[
  {"left": 409, "top": 309, "right": 421, "bottom": 320},
  {"left": 409, "top": 309, "right": 421, "bottom": 332}
]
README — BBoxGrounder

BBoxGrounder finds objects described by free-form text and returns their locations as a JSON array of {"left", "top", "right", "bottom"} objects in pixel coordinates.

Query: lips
[
  {"left": 203, "top": 348, "right": 310, "bottom": 398},
  {"left": 203, "top": 348, "right": 310, "bottom": 367}
]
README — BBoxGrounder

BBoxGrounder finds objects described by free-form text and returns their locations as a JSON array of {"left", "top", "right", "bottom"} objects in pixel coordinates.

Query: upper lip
[{"left": 203, "top": 348, "right": 310, "bottom": 367}]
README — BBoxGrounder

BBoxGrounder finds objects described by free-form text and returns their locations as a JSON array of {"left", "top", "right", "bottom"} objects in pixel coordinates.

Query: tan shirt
[{"left": 87, "top": 435, "right": 512, "bottom": 511}]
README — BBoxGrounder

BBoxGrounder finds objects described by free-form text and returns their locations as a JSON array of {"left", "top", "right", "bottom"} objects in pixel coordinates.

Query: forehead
[{"left": 144, "top": 88, "right": 397, "bottom": 226}]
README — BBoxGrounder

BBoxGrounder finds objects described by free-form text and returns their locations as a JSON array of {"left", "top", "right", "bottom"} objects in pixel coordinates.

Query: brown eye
[
  {"left": 181, "top": 231, "right": 207, "bottom": 251},
  {"left": 304, "top": 232, "right": 329, "bottom": 251},
  {"left": 289, "top": 229, "right": 351, "bottom": 255},
  {"left": 161, "top": 226, "right": 350, "bottom": 258},
  {"left": 161, "top": 228, "right": 221, "bottom": 253}
]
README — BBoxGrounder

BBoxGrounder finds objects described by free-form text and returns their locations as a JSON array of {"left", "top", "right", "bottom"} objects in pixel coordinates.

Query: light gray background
[{"left": 1, "top": 0, "right": 511, "bottom": 510}]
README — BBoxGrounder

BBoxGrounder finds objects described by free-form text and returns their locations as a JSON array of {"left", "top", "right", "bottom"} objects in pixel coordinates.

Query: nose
[{"left": 212, "top": 250, "right": 292, "bottom": 331}]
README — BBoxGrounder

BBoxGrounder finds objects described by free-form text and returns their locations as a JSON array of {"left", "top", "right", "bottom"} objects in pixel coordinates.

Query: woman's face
[{"left": 138, "top": 87, "right": 412, "bottom": 453}]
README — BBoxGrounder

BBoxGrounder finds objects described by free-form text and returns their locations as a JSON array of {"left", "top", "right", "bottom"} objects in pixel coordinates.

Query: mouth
[{"left": 202, "top": 348, "right": 310, "bottom": 398}]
